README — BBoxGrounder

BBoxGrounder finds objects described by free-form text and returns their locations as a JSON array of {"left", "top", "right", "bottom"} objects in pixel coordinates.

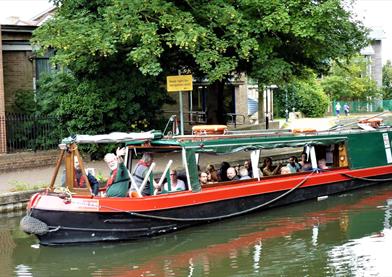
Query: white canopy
[{"left": 62, "top": 131, "right": 156, "bottom": 144}]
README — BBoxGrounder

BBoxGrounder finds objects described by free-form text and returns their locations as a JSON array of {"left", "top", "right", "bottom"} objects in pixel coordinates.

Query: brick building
[{"left": 0, "top": 8, "right": 55, "bottom": 153}]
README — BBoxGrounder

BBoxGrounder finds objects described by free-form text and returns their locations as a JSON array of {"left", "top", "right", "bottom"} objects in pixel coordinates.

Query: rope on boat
[
  {"left": 101, "top": 170, "right": 317, "bottom": 222},
  {"left": 341, "top": 173, "right": 392, "bottom": 182}
]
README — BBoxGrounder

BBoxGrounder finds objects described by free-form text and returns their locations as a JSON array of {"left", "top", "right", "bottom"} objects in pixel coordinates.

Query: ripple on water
[{"left": 327, "top": 228, "right": 392, "bottom": 276}]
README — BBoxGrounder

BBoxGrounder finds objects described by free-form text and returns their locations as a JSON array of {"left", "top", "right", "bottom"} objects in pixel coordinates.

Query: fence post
[{"left": 0, "top": 28, "right": 7, "bottom": 153}]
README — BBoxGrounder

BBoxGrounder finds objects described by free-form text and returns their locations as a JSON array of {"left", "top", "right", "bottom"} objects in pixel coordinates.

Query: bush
[{"left": 275, "top": 77, "right": 329, "bottom": 118}]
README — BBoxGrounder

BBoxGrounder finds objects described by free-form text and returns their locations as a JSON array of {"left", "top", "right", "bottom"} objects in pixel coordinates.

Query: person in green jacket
[{"left": 103, "top": 147, "right": 130, "bottom": 197}]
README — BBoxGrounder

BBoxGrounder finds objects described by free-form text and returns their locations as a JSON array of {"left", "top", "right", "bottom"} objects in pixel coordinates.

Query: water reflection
[{"left": 2, "top": 184, "right": 392, "bottom": 276}]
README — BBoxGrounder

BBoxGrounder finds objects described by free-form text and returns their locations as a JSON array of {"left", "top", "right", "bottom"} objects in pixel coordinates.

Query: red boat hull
[{"left": 25, "top": 165, "right": 392, "bottom": 245}]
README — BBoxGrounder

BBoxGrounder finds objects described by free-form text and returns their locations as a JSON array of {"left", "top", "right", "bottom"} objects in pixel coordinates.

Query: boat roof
[{"left": 124, "top": 127, "right": 392, "bottom": 153}]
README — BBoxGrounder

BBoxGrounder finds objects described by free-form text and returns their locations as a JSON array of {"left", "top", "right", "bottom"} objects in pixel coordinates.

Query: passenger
[
  {"left": 61, "top": 156, "right": 100, "bottom": 195},
  {"left": 234, "top": 163, "right": 241, "bottom": 175},
  {"left": 280, "top": 166, "right": 291, "bottom": 175},
  {"left": 226, "top": 167, "right": 240, "bottom": 181},
  {"left": 299, "top": 153, "right": 312, "bottom": 172},
  {"left": 243, "top": 160, "right": 253, "bottom": 177},
  {"left": 261, "top": 157, "right": 282, "bottom": 176},
  {"left": 318, "top": 159, "right": 329, "bottom": 170},
  {"left": 199, "top": 171, "right": 208, "bottom": 186},
  {"left": 286, "top": 156, "right": 301, "bottom": 173},
  {"left": 103, "top": 147, "right": 130, "bottom": 197},
  {"left": 218, "top": 161, "right": 230, "bottom": 182},
  {"left": 244, "top": 160, "right": 263, "bottom": 178},
  {"left": 239, "top": 166, "right": 251, "bottom": 180},
  {"left": 132, "top": 152, "right": 157, "bottom": 196},
  {"left": 206, "top": 164, "right": 219, "bottom": 182},
  {"left": 163, "top": 170, "right": 186, "bottom": 192}
]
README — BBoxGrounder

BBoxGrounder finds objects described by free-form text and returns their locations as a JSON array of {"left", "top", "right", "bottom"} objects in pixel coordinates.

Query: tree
[
  {"left": 275, "top": 74, "right": 329, "bottom": 118},
  {"left": 321, "top": 55, "right": 381, "bottom": 101},
  {"left": 33, "top": 0, "right": 368, "bottom": 130},
  {"left": 382, "top": 60, "right": 392, "bottom": 99}
]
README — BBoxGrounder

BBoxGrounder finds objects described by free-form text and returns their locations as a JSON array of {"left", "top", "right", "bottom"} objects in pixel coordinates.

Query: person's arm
[
  {"left": 262, "top": 167, "right": 273, "bottom": 176},
  {"left": 272, "top": 164, "right": 282, "bottom": 175}
]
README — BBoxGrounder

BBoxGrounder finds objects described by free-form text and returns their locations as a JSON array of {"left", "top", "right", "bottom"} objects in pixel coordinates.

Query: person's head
[
  {"left": 226, "top": 167, "right": 237, "bottom": 180},
  {"left": 104, "top": 153, "right": 118, "bottom": 171},
  {"left": 239, "top": 166, "right": 248, "bottom": 177},
  {"left": 280, "top": 166, "right": 291, "bottom": 175},
  {"left": 318, "top": 159, "right": 327, "bottom": 169},
  {"left": 199, "top": 171, "right": 208, "bottom": 185},
  {"left": 169, "top": 169, "right": 178, "bottom": 181},
  {"left": 73, "top": 156, "right": 81, "bottom": 170},
  {"left": 301, "top": 152, "right": 307, "bottom": 162},
  {"left": 142, "top": 152, "right": 154, "bottom": 166},
  {"left": 220, "top": 161, "right": 230, "bottom": 171},
  {"left": 244, "top": 160, "right": 251, "bottom": 169},
  {"left": 288, "top": 156, "right": 297, "bottom": 166},
  {"left": 263, "top": 157, "right": 272, "bottom": 168},
  {"left": 206, "top": 164, "right": 216, "bottom": 173}
]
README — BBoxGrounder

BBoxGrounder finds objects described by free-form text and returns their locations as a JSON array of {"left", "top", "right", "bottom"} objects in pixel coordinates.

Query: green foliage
[
  {"left": 31, "top": 0, "right": 368, "bottom": 139},
  {"left": 10, "top": 89, "right": 36, "bottom": 114},
  {"left": 35, "top": 0, "right": 368, "bottom": 85},
  {"left": 275, "top": 75, "right": 329, "bottom": 118},
  {"left": 382, "top": 60, "right": 392, "bottom": 99},
  {"left": 320, "top": 55, "right": 381, "bottom": 100}
]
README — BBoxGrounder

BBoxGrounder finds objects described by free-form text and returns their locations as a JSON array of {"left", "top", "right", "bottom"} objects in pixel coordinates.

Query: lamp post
[{"left": 285, "top": 89, "right": 289, "bottom": 122}]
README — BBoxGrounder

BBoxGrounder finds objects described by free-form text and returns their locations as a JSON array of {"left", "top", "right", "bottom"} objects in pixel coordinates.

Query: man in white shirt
[{"left": 164, "top": 170, "right": 186, "bottom": 192}]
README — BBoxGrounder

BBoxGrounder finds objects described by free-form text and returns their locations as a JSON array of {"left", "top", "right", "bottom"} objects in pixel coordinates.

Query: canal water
[{"left": 1, "top": 183, "right": 392, "bottom": 277}]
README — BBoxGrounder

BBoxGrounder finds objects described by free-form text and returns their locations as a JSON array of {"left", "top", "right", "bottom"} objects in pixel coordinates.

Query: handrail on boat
[
  {"left": 137, "top": 162, "right": 156, "bottom": 196},
  {"left": 154, "top": 160, "right": 173, "bottom": 195}
]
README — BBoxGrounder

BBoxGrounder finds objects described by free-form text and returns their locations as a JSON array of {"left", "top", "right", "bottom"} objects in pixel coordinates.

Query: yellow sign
[{"left": 167, "top": 75, "right": 193, "bottom": 92}]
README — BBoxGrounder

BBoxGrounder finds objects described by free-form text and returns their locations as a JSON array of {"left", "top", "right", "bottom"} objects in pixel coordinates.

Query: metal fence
[
  {"left": 0, "top": 113, "right": 63, "bottom": 153},
  {"left": 332, "top": 99, "right": 392, "bottom": 115}
]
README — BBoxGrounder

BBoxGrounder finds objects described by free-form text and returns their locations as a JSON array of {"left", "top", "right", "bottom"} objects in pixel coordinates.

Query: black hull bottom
[{"left": 32, "top": 174, "right": 392, "bottom": 245}]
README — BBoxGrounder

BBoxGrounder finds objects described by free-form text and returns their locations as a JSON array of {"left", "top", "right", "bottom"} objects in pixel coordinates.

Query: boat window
[
  {"left": 197, "top": 147, "right": 304, "bottom": 182},
  {"left": 196, "top": 142, "right": 349, "bottom": 184},
  {"left": 127, "top": 147, "right": 189, "bottom": 195}
]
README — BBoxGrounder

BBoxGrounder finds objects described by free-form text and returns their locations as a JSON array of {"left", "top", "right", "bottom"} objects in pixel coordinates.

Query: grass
[{"left": 8, "top": 181, "right": 48, "bottom": 192}]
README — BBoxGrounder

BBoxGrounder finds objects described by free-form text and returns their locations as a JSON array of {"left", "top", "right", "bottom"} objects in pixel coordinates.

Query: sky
[
  {"left": 0, "top": 0, "right": 391, "bottom": 62},
  {"left": 353, "top": 0, "right": 392, "bottom": 63},
  {"left": 0, "top": 0, "right": 53, "bottom": 22}
]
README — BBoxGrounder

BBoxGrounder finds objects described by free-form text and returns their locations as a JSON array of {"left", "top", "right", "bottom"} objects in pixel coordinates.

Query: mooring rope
[
  {"left": 341, "top": 172, "right": 392, "bottom": 182},
  {"left": 100, "top": 170, "right": 317, "bottom": 222}
]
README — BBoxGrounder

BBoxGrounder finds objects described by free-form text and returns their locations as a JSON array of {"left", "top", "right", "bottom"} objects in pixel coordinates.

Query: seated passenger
[
  {"left": 280, "top": 166, "right": 291, "bottom": 175},
  {"left": 103, "top": 147, "right": 130, "bottom": 197},
  {"left": 218, "top": 162, "right": 230, "bottom": 182},
  {"left": 317, "top": 159, "right": 329, "bottom": 170},
  {"left": 243, "top": 160, "right": 253, "bottom": 177},
  {"left": 261, "top": 157, "right": 282, "bottom": 176},
  {"left": 132, "top": 152, "right": 157, "bottom": 196},
  {"left": 239, "top": 166, "right": 251, "bottom": 180},
  {"left": 61, "top": 156, "right": 100, "bottom": 195},
  {"left": 244, "top": 160, "right": 263, "bottom": 178},
  {"left": 163, "top": 170, "right": 186, "bottom": 192},
  {"left": 199, "top": 171, "right": 208, "bottom": 186},
  {"left": 286, "top": 156, "right": 301, "bottom": 173},
  {"left": 234, "top": 163, "right": 241, "bottom": 174},
  {"left": 206, "top": 164, "right": 219, "bottom": 183},
  {"left": 226, "top": 167, "right": 240, "bottom": 181},
  {"left": 299, "top": 153, "right": 312, "bottom": 172}
]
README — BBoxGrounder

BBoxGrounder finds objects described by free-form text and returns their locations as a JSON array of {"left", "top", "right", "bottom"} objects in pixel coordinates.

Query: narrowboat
[{"left": 20, "top": 121, "right": 392, "bottom": 245}]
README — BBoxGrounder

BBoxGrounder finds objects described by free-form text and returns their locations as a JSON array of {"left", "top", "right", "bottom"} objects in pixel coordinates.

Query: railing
[
  {"left": 225, "top": 113, "right": 246, "bottom": 127},
  {"left": 331, "top": 99, "right": 392, "bottom": 114},
  {"left": 163, "top": 110, "right": 207, "bottom": 125},
  {"left": 0, "top": 113, "right": 63, "bottom": 153}
]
